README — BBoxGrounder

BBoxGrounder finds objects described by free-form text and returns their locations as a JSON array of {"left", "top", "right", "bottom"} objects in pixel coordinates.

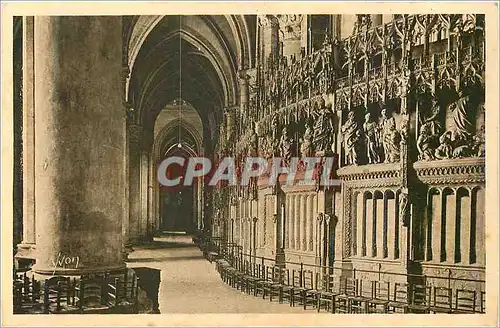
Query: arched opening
[{"left": 156, "top": 123, "right": 203, "bottom": 235}]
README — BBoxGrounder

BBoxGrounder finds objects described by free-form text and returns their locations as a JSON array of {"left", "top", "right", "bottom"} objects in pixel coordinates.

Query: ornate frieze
[
  {"left": 413, "top": 157, "right": 485, "bottom": 185},
  {"left": 337, "top": 162, "right": 400, "bottom": 184}
]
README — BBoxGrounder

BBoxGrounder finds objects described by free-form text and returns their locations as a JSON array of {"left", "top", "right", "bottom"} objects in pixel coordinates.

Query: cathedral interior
[{"left": 12, "top": 14, "right": 486, "bottom": 314}]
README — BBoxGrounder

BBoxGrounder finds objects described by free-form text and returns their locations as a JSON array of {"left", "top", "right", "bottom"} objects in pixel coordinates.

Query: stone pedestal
[{"left": 31, "top": 17, "right": 126, "bottom": 276}]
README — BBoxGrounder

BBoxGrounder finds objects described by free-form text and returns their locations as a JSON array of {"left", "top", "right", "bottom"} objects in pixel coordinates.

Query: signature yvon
[{"left": 51, "top": 252, "right": 80, "bottom": 275}]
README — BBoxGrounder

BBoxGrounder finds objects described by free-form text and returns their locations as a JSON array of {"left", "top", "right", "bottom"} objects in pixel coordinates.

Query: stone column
[
  {"left": 17, "top": 16, "right": 36, "bottom": 259},
  {"left": 32, "top": 16, "right": 126, "bottom": 275},
  {"left": 277, "top": 15, "right": 303, "bottom": 58},
  {"left": 140, "top": 150, "right": 151, "bottom": 240},
  {"left": 289, "top": 195, "right": 295, "bottom": 249},
  {"left": 371, "top": 14, "right": 383, "bottom": 26},
  {"left": 147, "top": 153, "right": 156, "bottom": 235},
  {"left": 445, "top": 192, "right": 457, "bottom": 263},
  {"left": 238, "top": 71, "right": 249, "bottom": 125},
  {"left": 301, "top": 195, "right": 307, "bottom": 250},
  {"left": 294, "top": 195, "right": 300, "bottom": 250},
  {"left": 258, "top": 15, "right": 279, "bottom": 62},
  {"left": 128, "top": 123, "right": 142, "bottom": 244}
]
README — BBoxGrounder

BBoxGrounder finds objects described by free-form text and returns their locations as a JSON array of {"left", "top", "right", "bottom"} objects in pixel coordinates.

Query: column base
[
  {"left": 275, "top": 249, "right": 286, "bottom": 268},
  {"left": 32, "top": 263, "right": 127, "bottom": 277},
  {"left": 122, "top": 243, "right": 135, "bottom": 260},
  {"left": 15, "top": 243, "right": 37, "bottom": 260},
  {"left": 338, "top": 259, "right": 353, "bottom": 277}
]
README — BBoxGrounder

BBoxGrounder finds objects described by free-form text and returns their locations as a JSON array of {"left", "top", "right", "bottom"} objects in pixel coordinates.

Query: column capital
[
  {"left": 258, "top": 15, "right": 279, "bottom": 29},
  {"left": 128, "top": 123, "right": 143, "bottom": 144},
  {"left": 277, "top": 14, "right": 304, "bottom": 40}
]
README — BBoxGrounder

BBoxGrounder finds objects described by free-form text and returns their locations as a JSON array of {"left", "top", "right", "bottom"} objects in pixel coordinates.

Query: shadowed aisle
[{"left": 126, "top": 235, "right": 307, "bottom": 313}]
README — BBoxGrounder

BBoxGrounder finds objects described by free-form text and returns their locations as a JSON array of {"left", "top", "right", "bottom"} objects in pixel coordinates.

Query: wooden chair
[
  {"left": 479, "top": 290, "right": 486, "bottom": 313},
  {"left": 301, "top": 270, "right": 317, "bottom": 310},
  {"left": 367, "top": 281, "right": 390, "bottom": 313},
  {"left": 388, "top": 282, "right": 409, "bottom": 313},
  {"left": 335, "top": 277, "right": 357, "bottom": 313},
  {"left": 316, "top": 272, "right": 338, "bottom": 313},
  {"left": 408, "top": 284, "right": 431, "bottom": 313},
  {"left": 429, "top": 286, "right": 452, "bottom": 313},
  {"left": 74, "top": 277, "right": 107, "bottom": 313},
  {"left": 43, "top": 276, "right": 72, "bottom": 314},
  {"left": 255, "top": 266, "right": 276, "bottom": 299},
  {"left": 453, "top": 289, "right": 477, "bottom": 314},
  {"left": 350, "top": 279, "right": 372, "bottom": 313},
  {"left": 246, "top": 263, "right": 263, "bottom": 296},
  {"left": 269, "top": 268, "right": 289, "bottom": 303},
  {"left": 283, "top": 270, "right": 305, "bottom": 307},
  {"left": 105, "top": 278, "right": 120, "bottom": 308}
]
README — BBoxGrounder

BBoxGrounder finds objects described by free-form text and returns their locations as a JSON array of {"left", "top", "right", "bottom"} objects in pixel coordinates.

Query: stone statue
[
  {"left": 312, "top": 102, "right": 335, "bottom": 152},
  {"left": 363, "top": 113, "right": 382, "bottom": 164},
  {"left": 380, "top": 108, "right": 398, "bottom": 162},
  {"left": 399, "top": 188, "right": 410, "bottom": 227},
  {"left": 435, "top": 130, "right": 454, "bottom": 159},
  {"left": 341, "top": 111, "right": 361, "bottom": 166},
  {"left": 279, "top": 127, "right": 293, "bottom": 162},
  {"left": 472, "top": 125, "right": 486, "bottom": 157},
  {"left": 452, "top": 130, "right": 472, "bottom": 158},
  {"left": 385, "top": 119, "right": 401, "bottom": 163},
  {"left": 421, "top": 99, "right": 442, "bottom": 136},
  {"left": 417, "top": 123, "right": 437, "bottom": 161},
  {"left": 259, "top": 136, "right": 274, "bottom": 159},
  {"left": 300, "top": 124, "right": 313, "bottom": 157},
  {"left": 271, "top": 112, "right": 279, "bottom": 142},
  {"left": 249, "top": 121, "right": 258, "bottom": 156},
  {"left": 417, "top": 99, "right": 441, "bottom": 161},
  {"left": 450, "top": 91, "right": 473, "bottom": 136}
]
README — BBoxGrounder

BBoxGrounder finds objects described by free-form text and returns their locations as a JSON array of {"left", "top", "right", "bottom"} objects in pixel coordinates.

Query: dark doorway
[{"left": 160, "top": 186, "right": 196, "bottom": 234}]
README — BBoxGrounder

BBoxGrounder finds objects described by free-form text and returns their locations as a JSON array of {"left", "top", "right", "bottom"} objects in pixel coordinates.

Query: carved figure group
[
  {"left": 417, "top": 95, "right": 485, "bottom": 161},
  {"left": 341, "top": 107, "right": 403, "bottom": 166}
]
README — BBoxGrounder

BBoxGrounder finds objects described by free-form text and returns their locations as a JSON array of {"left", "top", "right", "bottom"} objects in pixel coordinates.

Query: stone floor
[{"left": 126, "top": 234, "right": 308, "bottom": 313}]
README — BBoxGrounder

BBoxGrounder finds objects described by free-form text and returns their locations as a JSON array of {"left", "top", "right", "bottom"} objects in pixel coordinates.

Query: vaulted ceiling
[{"left": 125, "top": 15, "right": 256, "bottom": 151}]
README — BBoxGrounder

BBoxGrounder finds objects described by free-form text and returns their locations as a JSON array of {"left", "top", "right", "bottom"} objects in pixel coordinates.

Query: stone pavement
[{"left": 126, "top": 235, "right": 308, "bottom": 313}]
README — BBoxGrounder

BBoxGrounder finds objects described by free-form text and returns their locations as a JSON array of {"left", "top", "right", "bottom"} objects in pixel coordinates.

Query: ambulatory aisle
[{"left": 126, "top": 235, "right": 306, "bottom": 313}]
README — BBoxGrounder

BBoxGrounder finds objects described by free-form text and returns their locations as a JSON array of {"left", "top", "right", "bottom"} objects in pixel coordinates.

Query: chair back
[
  {"left": 393, "top": 282, "right": 408, "bottom": 303},
  {"left": 374, "top": 281, "right": 390, "bottom": 300},
  {"left": 479, "top": 290, "right": 486, "bottom": 313},
  {"left": 265, "top": 266, "right": 274, "bottom": 282},
  {"left": 341, "top": 277, "right": 357, "bottom": 296},
  {"left": 411, "top": 284, "right": 431, "bottom": 306},
  {"left": 432, "top": 286, "right": 452, "bottom": 309},
  {"left": 302, "top": 270, "right": 313, "bottom": 289},
  {"left": 455, "top": 289, "right": 476, "bottom": 313},
  {"left": 292, "top": 270, "right": 302, "bottom": 287},
  {"left": 358, "top": 280, "right": 374, "bottom": 298}
]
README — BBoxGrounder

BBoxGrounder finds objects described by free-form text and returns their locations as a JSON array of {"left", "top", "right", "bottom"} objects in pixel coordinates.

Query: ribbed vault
[{"left": 126, "top": 15, "right": 255, "bottom": 151}]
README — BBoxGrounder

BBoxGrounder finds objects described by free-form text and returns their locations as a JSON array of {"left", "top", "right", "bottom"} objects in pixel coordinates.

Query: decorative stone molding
[
  {"left": 414, "top": 157, "right": 485, "bottom": 185},
  {"left": 337, "top": 163, "right": 400, "bottom": 182}
]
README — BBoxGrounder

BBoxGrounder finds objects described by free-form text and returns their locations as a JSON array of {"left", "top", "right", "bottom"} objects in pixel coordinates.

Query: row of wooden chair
[
  {"left": 13, "top": 271, "right": 140, "bottom": 314},
  {"left": 214, "top": 259, "right": 486, "bottom": 314}
]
